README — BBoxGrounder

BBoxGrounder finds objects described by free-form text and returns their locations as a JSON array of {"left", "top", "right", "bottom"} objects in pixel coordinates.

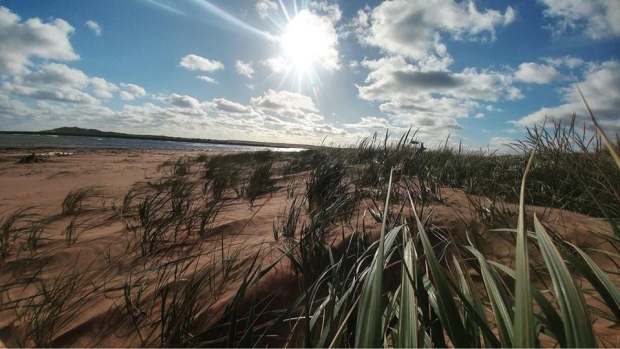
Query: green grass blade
[
  {"left": 513, "top": 134, "right": 538, "bottom": 348},
  {"left": 565, "top": 242, "right": 620, "bottom": 322},
  {"left": 490, "top": 261, "right": 567, "bottom": 347},
  {"left": 465, "top": 246, "right": 514, "bottom": 347},
  {"left": 398, "top": 228, "right": 418, "bottom": 348},
  {"left": 413, "top": 207, "right": 469, "bottom": 347},
  {"left": 355, "top": 168, "right": 394, "bottom": 348},
  {"left": 534, "top": 215, "right": 597, "bottom": 347},
  {"left": 452, "top": 255, "right": 487, "bottom": 348}
]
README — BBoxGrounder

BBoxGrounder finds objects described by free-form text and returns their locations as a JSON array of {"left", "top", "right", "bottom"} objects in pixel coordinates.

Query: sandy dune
[{"left": 0, "top": 149, "right": 618, "bottom": 347}]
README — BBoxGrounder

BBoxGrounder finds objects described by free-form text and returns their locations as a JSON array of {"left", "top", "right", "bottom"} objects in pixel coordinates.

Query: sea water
[{"left": 0, "top": 134, "right": 306, "bottom": 152}]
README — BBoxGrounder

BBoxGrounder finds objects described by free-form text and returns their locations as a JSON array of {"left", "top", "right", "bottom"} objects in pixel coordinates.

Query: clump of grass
[
  {"left": 61, "top": 186, "right": 103, "bottom": 215},
  {"left": 0, "top": 208, "right": 48, "bottom": 262},
  {"left": 245, "top": 161, "right": 276, "bottom": 206},
  {"left": 157, "top": 157, "right": 192, "bottom": 176}
]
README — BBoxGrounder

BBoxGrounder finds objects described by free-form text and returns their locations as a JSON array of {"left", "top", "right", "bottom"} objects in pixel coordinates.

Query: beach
[
  {"left": 0, "top": 149, "right": 204, "bottom": 212},
  {"left": 0, "top": 147, "right": 618, "bottom": 347}
]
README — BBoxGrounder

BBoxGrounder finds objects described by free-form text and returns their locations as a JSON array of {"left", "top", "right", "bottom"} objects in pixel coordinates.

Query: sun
[{"left": 280, "top": 10, "right": 335, "bottom": 72}]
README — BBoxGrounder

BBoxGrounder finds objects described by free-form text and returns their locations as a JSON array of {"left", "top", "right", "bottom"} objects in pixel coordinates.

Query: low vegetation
[{"left": 0, "top": 107, "right": 619, "bottom": 347}]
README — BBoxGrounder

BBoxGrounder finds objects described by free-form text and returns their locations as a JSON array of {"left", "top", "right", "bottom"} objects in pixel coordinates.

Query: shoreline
[{"left": 0, "top": 130, "right": 315, "bottom": 150}]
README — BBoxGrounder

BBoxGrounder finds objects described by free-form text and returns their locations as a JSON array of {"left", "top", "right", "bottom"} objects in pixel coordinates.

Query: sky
[{"left": 0, "top": 0, "right": 618, "bottom": 150}]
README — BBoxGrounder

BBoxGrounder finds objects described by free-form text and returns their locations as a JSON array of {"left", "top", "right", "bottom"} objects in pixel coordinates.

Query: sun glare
[{"left": 280, "top": 10, "right": 333, "bottom": 72}]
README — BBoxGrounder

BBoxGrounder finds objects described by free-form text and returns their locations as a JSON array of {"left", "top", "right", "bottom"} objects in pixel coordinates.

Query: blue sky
[{"left": 0, "top": 0, "right": 618, "bottom": 149}]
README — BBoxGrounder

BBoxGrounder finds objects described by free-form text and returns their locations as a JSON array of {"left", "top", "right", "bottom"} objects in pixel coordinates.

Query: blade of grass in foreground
[
  {"left": 465, "top": 246, "right": 514, "bottom": 347},
  {"left": 355, "top": 168, "right": 394, "bottom": 348},
  {"left": 398, "top": 227, "right": 418, "bottom": 348},
  {"left": 413, "top": 204, "right": 469, "bottom": 347},
  {"left": 564, "top": 241, "right": 620, "bottom": 322},
  {"left": 534, "top": 215, "right": 596, "bottom": 347},
  {"left": 513, "top": 132, "right": 539, "bottom": 348},
  {"left": 490, "top": 261, "right": 567, "bottom": 347}
]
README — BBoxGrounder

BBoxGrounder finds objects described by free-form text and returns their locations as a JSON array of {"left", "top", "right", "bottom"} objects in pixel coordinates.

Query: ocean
[{"left": 0, "top": 134, "right": 306, "bottom": 152}]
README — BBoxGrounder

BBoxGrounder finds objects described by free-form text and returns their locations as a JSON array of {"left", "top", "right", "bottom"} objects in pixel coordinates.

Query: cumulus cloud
[
  {"left": 515, "top": 60, "right": 620, "bottom": 132},
  {"left": 235, "top": 60, "right": 254, "bottom": 79},
  {"left": 355, "top": 56, "right": 522, "bottom": 139},
  {"left": 163, "top": 93, "right": 202, "bottom": 109},
  {"left": 85, "top": 20, "right": 102, "bottom": 36},
  {"left": 4, "top": 83, "right": 99, "bottom": 104},
  {"left": 488, "top": 136, "right": 516, "bottom": 153},
  {"left": 2, "top": 63, "right": 100, "bottom": 104},
  {"left": 179, "top": 54, "right": 224, "bottom": 72},
  {"left": 119, "top": 83, "right": 147, "bottom": 100},
  {"left": 261, "top": 57, "right": 290, "bottom": 73},
  {"left": 0, "top": 6, "right": 79, "bottom": 74},
  {"left": 541, "top": 0, "right": 620, "bottom": 39},
  {"left": 90, "top": 77, "right": 118, "bottom": 98},
  {"left": 543, "top": 55, "right": 585, "bottom": 69},
  {"left": 256, "top": 0, "right": 278, "bottom": 19},
  {"left": 354, "top": 0, "right": 515, "bottom": 60},
  {"left": 0, "top": 91, "right": 35, "bottom": 120},
  {"left": 210, "top": 98, "right": 255, "bottom": 114},
  {"left": 514, "top": 62, "right": 562, "bottom": 84},
  {"left": 251, "top": 89, "right": 323, "bottom": 121},
  {"left": 197, "top": 76, "right": 218, "bottom": 84},
  {"left": 309, "top": 1, "right": 342, "bottom": 23},
  {"left": 358, "top": 56, "right": 520, "bottom": 103},
  {"left": 21, "top": 63, "right": 89, "bottom": 88},
  {"left": 343, "top": 116, "right": 390, "bottom": 129}
]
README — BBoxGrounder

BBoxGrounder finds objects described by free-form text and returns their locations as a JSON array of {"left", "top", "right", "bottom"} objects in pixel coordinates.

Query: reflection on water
[{"left": 0, "top": 134, "right": 306, "bottom": 152}]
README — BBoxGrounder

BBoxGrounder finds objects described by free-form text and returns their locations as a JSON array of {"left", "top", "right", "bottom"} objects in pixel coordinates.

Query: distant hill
[{"left": 0, "top": 127, "right": 313, "bottom": 149}]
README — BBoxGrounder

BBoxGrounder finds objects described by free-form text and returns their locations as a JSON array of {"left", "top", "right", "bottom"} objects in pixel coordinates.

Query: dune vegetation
[{"left": 1, "top": 111, "right": 619, "bottom": 347}]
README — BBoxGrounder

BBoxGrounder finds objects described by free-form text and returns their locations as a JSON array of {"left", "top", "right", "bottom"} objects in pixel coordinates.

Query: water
[{"left": 0, "top": 134, "right": 306, "bottom": 152}]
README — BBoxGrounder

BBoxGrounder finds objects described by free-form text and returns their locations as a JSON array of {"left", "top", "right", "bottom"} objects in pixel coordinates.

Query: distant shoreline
[{"left": 0, "top": 129, "right": 315, "bottom": 150}]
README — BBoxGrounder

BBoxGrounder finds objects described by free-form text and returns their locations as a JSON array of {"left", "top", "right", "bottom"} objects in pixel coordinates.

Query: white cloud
[
  {"left": 488, "top": 136, "right": 516, "bottom": 153},
  {"left": 251, "top": 89, "right": 323, "bottom": 121},
  {"left": 22, "top": 63, "right": 89, "bottom": 87},
  {"left": 343, "top": 116, "right": 390, "bottom": 129},
  {"left": 163, "top": 93, "right": 202, "bottom": 109},
  {"left": 312, "top": 123, "right": 347, "bottom": 136},
  {"left": 515, "top": 60, "right": 620, "bottom": 133},
  {"left": 261, "top": 57, "right": 290, "bottom": 73},
  {"left": 210, "top": 98, "right": 255, "bottom": 114},
  {"left": 0, "top": 6, "right": 79, "bottom": 74},
  {"left": 543, "top": 55, "right": 585, "bottom": 69},
  {"left": 356, "top": 56, "right": 522, "bottom": 140},
  {"left": 541, "top": 0, "right": 620, "bottom": 39},
  {"left": 514, "top": 62, "right": 562, "bottom": 84},
  {"left": 4, "top": 82, "right": 99, "bottom": 104},
  {"left": 256, "top": 0, "right": 278, "bottom": 19},
  {"left": 2, "top": 63, "right": 100, "bottom": 104},
  {"left": 90, "top": 77, "right": 118, "bottom": 98},
  {"left": 85, "top": 20, "right": 102, "bottom": 36},
  {"left": 358, "top": 56, "right": 520, "bottom": 103},
  {"left": 0, "top": 91, "right": 33, "bottom": 119},
  {"left": 119, "top": 83, "right": 146, "bottom": 100},
  {"left": 197, "top": 75, "right": 218, "bottom": 84},
  {"left": 235, "top": 60, "right": 254, "bottom": 79},
  {"left": 179, "top": 54, "right": 224, "bottom": 72},
  {"left": 354, "top": 0, "right": 515, "bottom": 60},
  {"left": 309, "top": 1, "right": 342, "bottom": 23}
]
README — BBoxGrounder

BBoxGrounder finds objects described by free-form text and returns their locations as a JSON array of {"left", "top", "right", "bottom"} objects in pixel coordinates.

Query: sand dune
[{"left": 0, "top": 149, "right": 618, "bottom": 347}]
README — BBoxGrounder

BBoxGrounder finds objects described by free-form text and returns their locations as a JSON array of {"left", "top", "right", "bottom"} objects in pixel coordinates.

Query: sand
[{"left": 0, "top": 148, "right": 618, "bottom": 347}]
